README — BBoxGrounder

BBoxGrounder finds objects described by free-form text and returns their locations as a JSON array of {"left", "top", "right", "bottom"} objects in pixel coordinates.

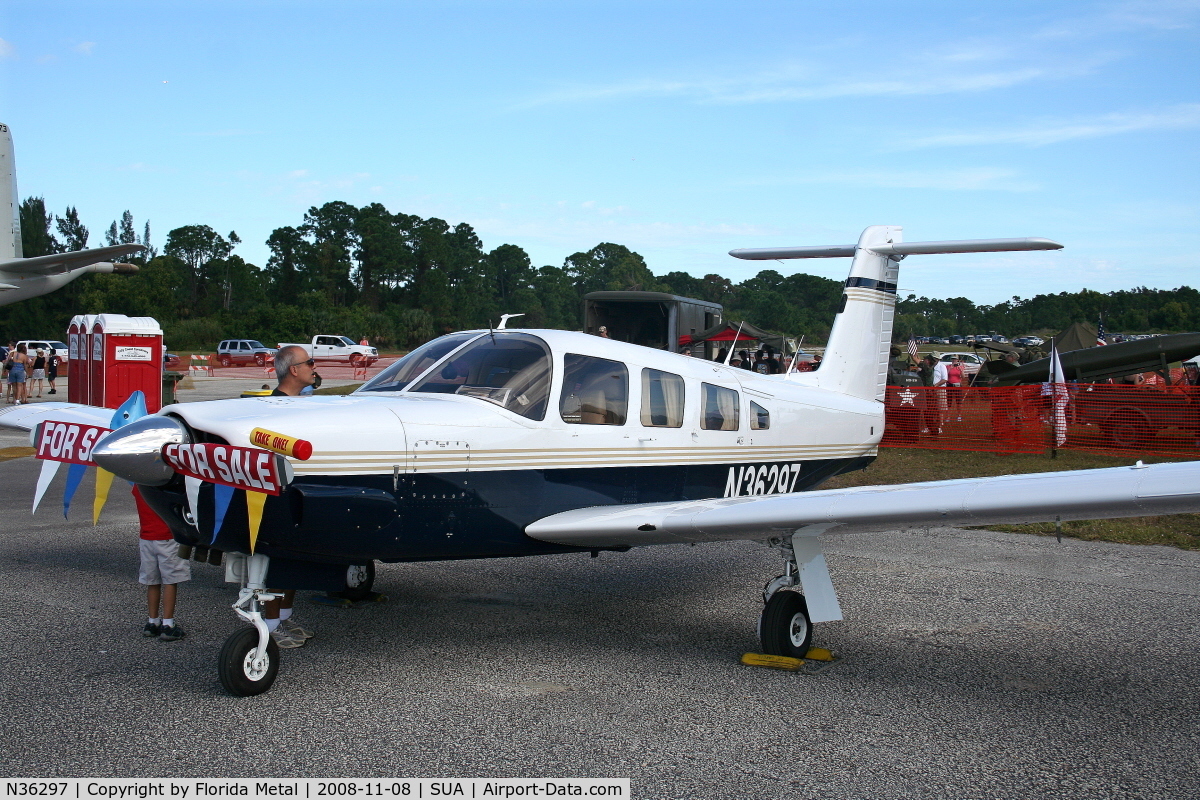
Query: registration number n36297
[{"left": 723, "top": 463, "right": 804, "bottom": 497}]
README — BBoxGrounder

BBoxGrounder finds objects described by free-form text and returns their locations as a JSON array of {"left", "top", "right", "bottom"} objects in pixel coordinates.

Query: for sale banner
[
  {"left": 34, "top": 421, "right": 112, "bottom": 466},
  {"left": 161, "top": 442, "right": 288, "bottom": 495}
]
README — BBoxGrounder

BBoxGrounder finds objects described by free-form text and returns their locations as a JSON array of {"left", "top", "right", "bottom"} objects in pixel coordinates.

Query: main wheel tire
[
  {"left": 217, "top": 627, "right": 280, "bottom": 696},
  {"left": 759, "top": 591, "right": 813, "bottom": 659},
  {"left": 218, "top": 355, "right": 232, "bottom": 367},
  {"left": 1107, "top": 411, "right": 1150, "bottom": 448},
  {"left": 341, "top": 561, "right": 376, "bottom": 601},
  {"left": 255, "top": 354, "right": 266, "bottom": 366}
]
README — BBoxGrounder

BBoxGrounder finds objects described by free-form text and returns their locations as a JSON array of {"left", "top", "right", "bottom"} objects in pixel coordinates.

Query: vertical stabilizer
[
  {"left": 0, "top": 124, "right": 20, "bottom": 261},
  {"left": 813, "top": 225, "right": 900, "bottom": 402}
]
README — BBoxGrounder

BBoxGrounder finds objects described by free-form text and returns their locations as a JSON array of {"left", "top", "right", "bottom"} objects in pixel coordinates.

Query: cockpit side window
[
  {"left": 409, "top": 333, "right": 552, "bottom": 420},
  {"left": 560, "top": 354, "right": 628, "bottom": 425},
  {"left": 701, "top": 383, "right": 740, "bottom": 431},
  {"left": 640, "top": 368, "right": 684, "bottom": 428},
  {"left": 357, "top": 333, "right": 479, "bottom": 392},
  {"left": 750, "top": 401, "right": 770, "bottom": 430}
]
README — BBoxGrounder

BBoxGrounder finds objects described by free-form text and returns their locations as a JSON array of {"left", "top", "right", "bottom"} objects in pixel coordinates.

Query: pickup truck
[{"left": 278, "top": 335, "right": 379, "bottom": 366}]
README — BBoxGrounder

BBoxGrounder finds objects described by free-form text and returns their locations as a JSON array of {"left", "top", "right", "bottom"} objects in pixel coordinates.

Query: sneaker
[
  {"left": 142, "top": 622, "right": 161, "bottom": 638},
  {"left": 280, "top": 617, "right": 314, "bottom": 639},
  {"left": 48, "top": 389, "right": 56, "bottom": 394},
  {"left": 159, "top": 624, "right": 186, "bottom": 642},
  {"left": 270, "top": 627, "right": 306, "bottom": 648}
]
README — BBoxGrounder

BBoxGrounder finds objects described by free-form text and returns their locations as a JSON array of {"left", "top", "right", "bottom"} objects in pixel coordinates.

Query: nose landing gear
[{"left": 218, "top": 554, "right": 283, "bottom": 696}]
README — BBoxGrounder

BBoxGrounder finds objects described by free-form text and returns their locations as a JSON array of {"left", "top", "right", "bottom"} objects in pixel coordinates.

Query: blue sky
[{"left": 2, "top": 0, "right": 1197, "bottom": 305}]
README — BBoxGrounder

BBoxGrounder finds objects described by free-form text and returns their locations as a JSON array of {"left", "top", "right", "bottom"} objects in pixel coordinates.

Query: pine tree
[
  {"left": 55, "top": 207, "right": 89, "bottom": 251},
  {"left": 18, "top": 197, "right": 62, "bottom": 257}
]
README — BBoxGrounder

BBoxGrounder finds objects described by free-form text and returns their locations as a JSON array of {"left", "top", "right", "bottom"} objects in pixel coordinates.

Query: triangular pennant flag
[
  {"left": 245, "top": 490, "right": 268, "bottom": 554},
  {"left": 212, "top": 483, "right": 236, "bottom": 544},
  {"left": 32, "top": 459, "right": 62, "bottom": 514},
  {"left": 92, "top": 468, "right": 114, "bottom": 525},
  {"left": 63, "top": 462, "right": 87, "bottom": 518}
]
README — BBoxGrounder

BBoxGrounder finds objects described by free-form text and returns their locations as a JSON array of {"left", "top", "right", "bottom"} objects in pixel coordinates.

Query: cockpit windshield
[
  {"left": 357, "top": 333, "right": 480, "bottom": 392},
  {"left": 409, "top": 333, "right": 552, "bottom": 420}
]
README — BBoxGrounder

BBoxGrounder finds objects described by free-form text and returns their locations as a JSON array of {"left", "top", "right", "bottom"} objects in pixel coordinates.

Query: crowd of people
[{"left": 0, "top": 341, "right": 59, "bottom": 404}]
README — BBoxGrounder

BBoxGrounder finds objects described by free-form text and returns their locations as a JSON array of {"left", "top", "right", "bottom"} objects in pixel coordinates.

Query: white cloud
[
  {"left": 518, "top": 63, "right": 1063, "bottom": 107},
  {"left": 0, "top": 39, "right": 15, "bottom": 59},
  {"left": 75, "top": 41, "right": 95, "bottom": 55},
  {"left": 750, "top": 168, "right": 1039, "bottom": 192},
  {"left": 904, "top": 103, "right": 1200, "bottom": 148},
  {"left": 1036, "top": 0, "right": 1200, "bottom": 38}
]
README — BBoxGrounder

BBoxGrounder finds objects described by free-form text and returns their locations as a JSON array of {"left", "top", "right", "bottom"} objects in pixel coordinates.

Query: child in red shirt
[{"left": 134, "top": 486, "right": 191, "bottom": 641}]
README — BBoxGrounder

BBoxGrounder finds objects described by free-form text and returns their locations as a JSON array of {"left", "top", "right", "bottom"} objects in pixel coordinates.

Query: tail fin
[
  {"left": 0, "top": 124, "right": 20, "bottom": 261},
  {"left": 730, "top": 228, "right": 1064, "bottom": 403}
]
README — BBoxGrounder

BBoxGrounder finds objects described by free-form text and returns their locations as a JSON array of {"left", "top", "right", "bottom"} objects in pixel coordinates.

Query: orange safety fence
[{"left": 883, "top": 384, "right": 1200, "bottom": 458}]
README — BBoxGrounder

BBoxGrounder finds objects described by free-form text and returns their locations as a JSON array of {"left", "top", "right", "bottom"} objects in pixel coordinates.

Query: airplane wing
[
  {"left": 525, "top": 461, "right": 1200, "bottom": 547},
  {"left": 0, "top": 244, "right": 144, "bottom": 277},
  {"left": 0, "top": 402, "right": 117, "bottom": 434}
]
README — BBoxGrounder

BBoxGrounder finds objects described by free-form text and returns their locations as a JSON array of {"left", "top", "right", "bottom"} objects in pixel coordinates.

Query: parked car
[
  {"left": 948, "top": 335, "right": 965, "bottom": 345},
  {"left": 934, "top": 351, "right": 985, "bottom": 378},
  {"left": 1012, "top": 336, "right": 1044, "bottom": 347},
  {"left": 216, "top": 339, "right": 277, "bottom": 367},
  {"left": 277, "top": 335, "right": 379, "bottom": 366},
  {"left": 17, "top": 339, "right": 69, "bottom": 362},
  {"left": 163, "top": 352, "right": 182, "bottom": 369}
]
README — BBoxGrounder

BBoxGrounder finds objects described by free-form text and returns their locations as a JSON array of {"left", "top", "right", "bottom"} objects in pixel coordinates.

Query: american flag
[
  {"left": 906, "top": 336, "right": 919, "bottom": 360},
  {"left": 1096, "top": 318, "right": 1107, "bottom": 346}
]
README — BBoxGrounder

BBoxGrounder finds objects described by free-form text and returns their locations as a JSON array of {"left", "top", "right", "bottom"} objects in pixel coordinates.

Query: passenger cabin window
[
  {"left": 408, "top": 333, "right": 552, "bottom": 420},
  {"left": 561, "top": 354, "right": 628, "bottom": 425},
  {"left": 750, "top": 401, "right": 770, "bottom": 430},
  {"left": 358, "top": 333, "right": 478, "bottom": 392},
  {"left": 701, "top": 383, "right": 740, "bottom": 431},
  {"left": 640, "top": 368, "right": 684, "bottom": 428}
]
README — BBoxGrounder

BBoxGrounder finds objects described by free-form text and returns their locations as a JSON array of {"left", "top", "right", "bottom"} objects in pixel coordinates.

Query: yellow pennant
[
  {"left": 92, "top": 468, "right": 115, "bottom": 525},
  {"left": 245, "top": 490, "right": 268, "bottom": 554}
]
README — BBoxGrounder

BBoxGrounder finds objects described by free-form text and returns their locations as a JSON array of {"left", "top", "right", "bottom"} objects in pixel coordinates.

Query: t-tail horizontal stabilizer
[{"left": 729, "top": 237, "right": 1063, "bottom": 260}]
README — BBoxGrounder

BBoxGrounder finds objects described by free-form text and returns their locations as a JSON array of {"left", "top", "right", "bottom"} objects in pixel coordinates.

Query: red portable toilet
[
  {"left": 88, "top": 314, "right": 165, "bottom": 412},
  {"left": 67, "top": 314, "right": 98, "bottom": 405}
]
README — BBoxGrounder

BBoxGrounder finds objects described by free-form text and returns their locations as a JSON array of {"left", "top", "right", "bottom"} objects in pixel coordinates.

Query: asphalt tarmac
[{"left": 1, "top": 383, "right": 1198, "bottom": 798}]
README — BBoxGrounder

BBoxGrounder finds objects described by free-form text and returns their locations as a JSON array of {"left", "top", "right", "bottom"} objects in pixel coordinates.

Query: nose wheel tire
[
  {"left": 218, "top": 627, "right": 280, "bottom": 696},
  {"left": 759, "top": 591, "right": 813, "bottom": 659}
]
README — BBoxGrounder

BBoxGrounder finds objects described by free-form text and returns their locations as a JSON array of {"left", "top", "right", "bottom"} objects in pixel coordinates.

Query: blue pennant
[
  {"left": 63, "top": 463, "right": 87, "bottom": 518},
  {"left": 211, "top": 483, "right": 236, "bottom": 544}
]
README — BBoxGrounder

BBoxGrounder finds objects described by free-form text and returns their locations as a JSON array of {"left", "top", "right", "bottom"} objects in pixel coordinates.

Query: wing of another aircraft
[
  {"left": 0, "top": 244, "right": 144, "bottom": 277},
  {"left": 0, "top": 401, "right": 117, "bottom": 433},
  {"left": 525, "top": 461, "right": 1200, "bottom": 547}
]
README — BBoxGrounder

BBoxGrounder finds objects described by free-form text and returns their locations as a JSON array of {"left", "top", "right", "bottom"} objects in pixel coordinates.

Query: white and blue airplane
[
  {"left": 4, "top": 225, "right": 1199, "bottom": 696},
  {"left": 0, "top": 122, "right": 143, "bottom": 305}
]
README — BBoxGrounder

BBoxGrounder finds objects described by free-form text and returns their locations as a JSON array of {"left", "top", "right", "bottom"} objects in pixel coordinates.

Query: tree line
[{"left": 3, "top": 197, "right": 1196, "bottom": 351}]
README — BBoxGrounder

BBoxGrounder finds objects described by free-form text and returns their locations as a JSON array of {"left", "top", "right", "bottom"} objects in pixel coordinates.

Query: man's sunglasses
[{"left": 292, "top": 358, "right": 316, "bottom": 368}]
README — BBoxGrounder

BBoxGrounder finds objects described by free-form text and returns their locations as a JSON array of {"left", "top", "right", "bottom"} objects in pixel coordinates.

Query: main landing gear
[{"left": 756, "top": 532, "right": 839, "bottom": 659}]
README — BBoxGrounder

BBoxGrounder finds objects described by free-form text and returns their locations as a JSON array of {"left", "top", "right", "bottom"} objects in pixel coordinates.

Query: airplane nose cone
[{"left": 92, "top": 416, "right": 191, "bottom": 486}]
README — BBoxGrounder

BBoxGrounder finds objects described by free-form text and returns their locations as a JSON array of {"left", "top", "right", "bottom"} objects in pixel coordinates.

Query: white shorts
[{"left": 139, "top": 539, "right": 192, "bottom": 585}]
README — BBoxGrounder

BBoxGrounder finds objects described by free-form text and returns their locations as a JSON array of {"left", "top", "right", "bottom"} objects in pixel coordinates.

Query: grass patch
[{"left": 821, "top": 447, "right": 1200, "bottom": 550}]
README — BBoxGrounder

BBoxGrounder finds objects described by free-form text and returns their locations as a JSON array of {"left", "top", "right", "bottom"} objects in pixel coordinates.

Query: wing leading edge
[{"left": 525, "top": 461, "right": 1200, "bottom": 547}]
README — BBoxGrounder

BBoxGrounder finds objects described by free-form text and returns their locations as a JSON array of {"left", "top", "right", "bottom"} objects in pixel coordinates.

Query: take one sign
[
  {"left": 35, "top": 421, "right": 112, "bottom": 466},
  {"left": 161, "top": 443, "right": 289, "bottom": 495}
]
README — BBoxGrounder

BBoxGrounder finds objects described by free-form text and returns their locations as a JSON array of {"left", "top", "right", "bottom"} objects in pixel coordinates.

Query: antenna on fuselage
[{"left": 723, "top": 322, "right": 744, "bottom": 366}]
